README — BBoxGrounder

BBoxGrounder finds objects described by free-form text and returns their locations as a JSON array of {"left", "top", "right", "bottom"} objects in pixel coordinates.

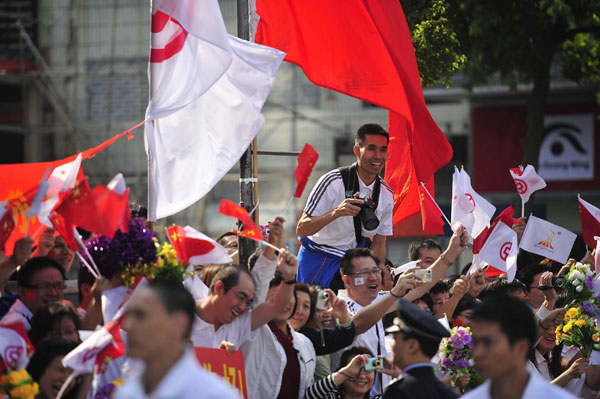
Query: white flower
[
  {"left": 586, "top": 267, "right": 594, "bottom": 277},
  {"left": 576, "top": 285, "right": 584, "bottom": 293},
  {"left": 568, "top": 273, "right": 576, "bottom": 281},
  {"left": 573, "top": 279, "right": 581, "bottom": 287},
  {"left": 469, "top": 359, "right": 475, "bottom": 366},
  {"left": 576, "top": 271, "right": 586, "bottom": 280},
  {"left": 439, "top": 351, "right": 446, "bottom": 359}
]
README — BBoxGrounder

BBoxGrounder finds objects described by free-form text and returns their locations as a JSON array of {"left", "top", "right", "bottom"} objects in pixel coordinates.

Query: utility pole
[{"left": 237, "top": 0, "right": 256, "bottom": 268}]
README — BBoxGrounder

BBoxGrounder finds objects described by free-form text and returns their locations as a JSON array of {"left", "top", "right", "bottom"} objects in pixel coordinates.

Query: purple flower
[
  {"left": 442, "top": 357, "right": 453, "bottom": 369},
  {"left": 456, "top": 359, "right": 471, "bottom": 369},
  {"left": 586, "top": 276, "right": 594, "bottom": 290},
  {"left": 452, "top": 349, "right": 461, "bottom": 358},
  {"left": 454, "top": 340, "right": 464, "bottom": 350},
  {"left": 584, "top": 302, "right": 594, "bottom": 317}
]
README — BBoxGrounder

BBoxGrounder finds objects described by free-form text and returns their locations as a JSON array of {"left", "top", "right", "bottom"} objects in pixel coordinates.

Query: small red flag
[
  {"left": 579, "top": 197, "right": 600, "bottom": 249},
  {"left": 168, "top": 225, "right": 231, "bottom": 265},
  {"left": 219, "top": 199, "right": 264, "bottom": 241},
  {"left": 49, "top": 212, "right": 77, "bottom": 251},
  {"left": 86, "top": 185, "right": 131, "bottom": 237},
  {"left": 418, "top": 184, "right": 445, "bottom": 235},
  {"left": 167, "top": 225, "right": 187, "bottom": 261},
  {"left": 293, "top": 144, "right": 319, "bottom": 198}
]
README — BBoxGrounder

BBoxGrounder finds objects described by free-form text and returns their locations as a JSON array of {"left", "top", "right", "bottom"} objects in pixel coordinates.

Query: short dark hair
[
  {"left": 340, "top": 248, "right": 379, "bottom": 276},
  {"left": 452, "top": 296, "right": 481, "bottom": 319},
  {"left": 29, "top": 303, "right": 81, "bottom": 347},
  {"left": 18, "top": 257, "right": 65, "bottom": 288},
  {"left": 295, "top": 283, "right": 316, "bottom": 325},
  {"left": 471, "top": 294, "right": 537, "bottom": 353},
  {"left": 27, "top": 337, "right": 77, "bottom": 383},
  {"left": 210, "top": 266, "right": 255, "bottom": 294},
  {"left": 248, "top": 248, "right": 263, "bottom": 271},
  {"left": 479, "top": 277, "right": 527, "bottom": 301},
  {"left": 430, "top": 280, "right": 451, "bottom": 295},
  {"left": 516, "top": 264, "right": 548, "bottom": 292},
  {"left": 355, "top": 124, "right": 389, "bottom": 147},
  {"left": 216, "top": 231, "right": 237, "bottom": 246},
  {"left": 408, "top": 239, "right": 442, "bottom": 262},
  {"left": 147, "top": 278, "right": 196, "bottom": 339},
  {"left": 413, "top": 293, "right": 433, "bottom": 314},
  {"left": 77, "top": 265, "right": 96, "bottom": 303}
]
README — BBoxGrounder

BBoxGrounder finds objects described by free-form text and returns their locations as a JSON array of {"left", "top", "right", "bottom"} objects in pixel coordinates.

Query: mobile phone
[
  {"left": 415, "top": 269, "right": 432, "bottom": 282},
  {"left": 364, "top": 357, "right": 384, "bottom": 371}
]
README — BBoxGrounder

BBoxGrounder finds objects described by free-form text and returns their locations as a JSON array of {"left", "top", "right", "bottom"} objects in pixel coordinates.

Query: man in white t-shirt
[
  {"left": 192, "top": 250, "right": 298, "bottom": 349},
  {"left": 463, "top": 295, "right": 574, "bottom": 399},
  {"left": 296, "top": 123, "right": 393, "bottom": 289}
]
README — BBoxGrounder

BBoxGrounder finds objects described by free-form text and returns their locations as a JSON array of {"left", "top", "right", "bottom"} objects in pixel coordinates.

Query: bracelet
[
  {"left": 284, "top": 278, "right": 296, "bottom": 285},
  {"left": 390, "top": 291, "right": 402, "bottom": 299}
]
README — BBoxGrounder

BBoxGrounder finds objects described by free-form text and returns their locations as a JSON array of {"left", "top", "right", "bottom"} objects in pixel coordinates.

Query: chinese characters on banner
[{"left": 194, "top": 347, "right": 248, "bottom": 398}]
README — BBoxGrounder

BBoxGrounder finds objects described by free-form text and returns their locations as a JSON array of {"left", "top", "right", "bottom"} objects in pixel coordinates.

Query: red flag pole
[{"left": 419, "top": 182, "right": 451, "bottom": 227}]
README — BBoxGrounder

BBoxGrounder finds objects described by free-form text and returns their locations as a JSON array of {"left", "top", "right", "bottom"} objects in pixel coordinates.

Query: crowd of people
[{"left": 0, "top": 123, "right": 596, "bottom": 399}]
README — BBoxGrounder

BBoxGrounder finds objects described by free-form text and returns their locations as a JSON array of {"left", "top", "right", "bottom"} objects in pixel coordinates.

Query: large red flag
[
  {"left": 579, "top": 197, "right": 600, "bottom": 249},
  {"left": 0, "top": 203, "right": 15, "bottom": 251},
  {"left": 293, "top": 144, "right": 319, "bottom": 198},
  {"left": 0, "top": 126, "right": 138, "bottom": 254},
  {"left": 219, "top": 199, "right": 263, "bottom": 241},
  {"left": 255, "top": 0, "right": 452, "bottom": 225},
  {"left": 418, "top": 184, "right": 445, "bottom": 235}
]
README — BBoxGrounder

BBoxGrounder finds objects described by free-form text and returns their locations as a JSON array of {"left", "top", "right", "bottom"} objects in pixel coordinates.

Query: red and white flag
[
  {"left": 509, "top": 165, "right": 546, "bottom": 204},
  {"left": 62, "top": 320, "right": 124, "bottom": 376},
  {"left": 478, "top": 222, "right": 518, "bottom": 282},
  {"left": 519, "top": 215, "right": 577, "bottom": 264},
  {"left": 579, "top": 197, "right": 600, "bottom": 249},
  {"left": 451, "top": 168, "right": 496, "bottom": 241},
  {"left": 167, "top": 225, "right": 231, "bottom": 265},
  {"left": 145, "top": 0, "right": 285, "bottom": 220},
  {"left": 0, "top": 322, "right": 34, "bottom": 371}
]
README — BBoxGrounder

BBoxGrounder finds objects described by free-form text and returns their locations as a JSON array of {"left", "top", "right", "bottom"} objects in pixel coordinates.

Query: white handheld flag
[
  {"left": 478, "top": 222, "right": 518, "bottom": 282},
  {"left": 37, "top": 153, "right": 82, "bottom": 226},
  {"left": 519, "top": 215, "right": 577, "bottom": 264},
  {"left": 451, "top": 167, "right": 496, "bottom": 241},
  {"left": 392, "top": 260, "right": 419, "bottom": 277},
  {"left": 509, "top": 165, "right": 546, "bottom": 204},
  {"left": 145, "top": 0, "right": 285, "bottom": 220}
]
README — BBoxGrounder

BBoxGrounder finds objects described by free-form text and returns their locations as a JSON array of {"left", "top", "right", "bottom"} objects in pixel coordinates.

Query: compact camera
[
  {"left": 365, "top": 357, "right": 384, "bottom": 371},
  {"left": 415, "top": 269, "right": 432, "bottom": 283},
  {"left": 316, "top": 290, "right": 330, "bottom": 311},
  {"left": 351, "top": 193, "right": 379, "bottom": 230}
]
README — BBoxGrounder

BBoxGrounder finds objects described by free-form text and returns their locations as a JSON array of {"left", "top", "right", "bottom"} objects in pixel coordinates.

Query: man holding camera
[{"left": 296, "top": 124, "right": 394, "bottom": 290}]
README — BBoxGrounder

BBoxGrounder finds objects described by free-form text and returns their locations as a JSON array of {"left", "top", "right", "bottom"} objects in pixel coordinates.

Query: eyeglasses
[
  {"left": 26, "top": 282, "right": 65, "bottom": 292},
  {"left": 231, "top": 289, "right": 254, "bottom": 308},
  {"left": 349, "top": 268, "right": 381, "bottom": 278}
]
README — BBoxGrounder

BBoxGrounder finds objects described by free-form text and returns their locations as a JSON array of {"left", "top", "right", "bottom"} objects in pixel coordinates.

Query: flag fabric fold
[
  {"left": 219, "top": 199, "right": 263, "bottom": 240},
  {"left": 254, "top": 0, "right": 452, "bottom": 226},
  {"left": 472, "top": 206, "right": 521, "bottom": 255},
  {"left": 293, "top": 144, "right": 319, "bottom": 198},
  {"left": 509, "top": 165, "right": 546, "bottom": 204},
  {"left": 451, "top": 168, "right": 496, "bottom": 241},
  {"left": 578, "top": 197, "right": 600, "bottom": 249},
  {"left": 167, "top": 225, "right": 231, "bottom": 265},
  {"left": 478, "top": 222, "right": 518, "bottom": 282},
  {"left": 145, "top": 0, "right": 285, "bottom": 220},
  {"left": 519, "top": 215, "right": 577, "bottom": 264},
  {"left": 0, "top": 322, "right": 34, "bottom": 372},
  {"left": 417, "top": 183, "right": 445, "bottom": 235}
]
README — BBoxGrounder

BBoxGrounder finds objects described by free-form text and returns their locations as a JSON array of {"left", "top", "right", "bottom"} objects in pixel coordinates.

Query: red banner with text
[{"left": 194, "top": 347, "right": 248, "bottom": 398}]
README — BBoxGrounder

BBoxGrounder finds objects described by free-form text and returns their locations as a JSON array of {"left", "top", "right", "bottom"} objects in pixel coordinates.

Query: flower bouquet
[
  {"left": 555, "top": 305, "right": 600, "bottom": 357},
  {"left": 0, "top": 369, "right": 38, "bottom": 399},
  {"left": 94, "top": 379, "right": 124, "bottom": 399},
  {"left": 563, "top": 262, "right": 595, "bottom": 305},
  {"left": 121, "top": 241, "right": 185, "bottom": 288},
  {"left": 438, "top": 327, "right": 483, "bottom": 393}
]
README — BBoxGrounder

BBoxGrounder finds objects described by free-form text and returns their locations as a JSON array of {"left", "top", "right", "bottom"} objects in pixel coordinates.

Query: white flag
[
  {"left": 519, "top": 215, "right": 577, "bottom": 264},
  {"left": 392, "top": 260, "right": 419, "bottom": 277},
  {"left": 145, "top": 0, "right": 285, "bottom": 220},
  {"left": 468, "top": 254, "right": 488, "bottom": 275},
  {"left": 37, "top": 153, "right": 82, "bottom": 226},
  {"left": 478, "top": 222, "right": 518, "bottom": 282},
  {"left": 509, "top": 165, "right": 547, "bottom": 203},
  {"left": 451, "top": 167, "right": 496, "bottom": 241},
  {"left": 107, "top": 173, "right": 126, "bottom": 195}
]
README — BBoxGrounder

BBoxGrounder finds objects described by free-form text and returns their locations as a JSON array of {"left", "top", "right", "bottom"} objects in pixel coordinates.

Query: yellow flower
[
  {"left": 8, "top": 369, "right": 25, "bottom": 385},
  {"left": 555, "top": 326, "right": 562, "bottom": 334},
  {"left": 563, "top": 321, "right": 574, "bottom": 333},
  {"left": 157, "top": 257, "right": 165, "bottom": 267},
  {"left": 567, "top": 308, "right": 578, "bottom": 319},
  {"left": 575, "top": 319, "right": 586, "bottom": 327},
  {"left": 594, "top": 334, "right": 600, "bottom": 343}
]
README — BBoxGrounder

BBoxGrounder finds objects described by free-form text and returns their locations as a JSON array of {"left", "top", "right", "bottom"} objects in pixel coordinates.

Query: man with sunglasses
[
  {"left": 384, "top": 299, "right": 456, "bottom": 399},
  {"left": 1, "top": 256, "right": 66, "bottom": 331},
  {"left": 191, "top": 250, "right": 298, "bottom": 350}
]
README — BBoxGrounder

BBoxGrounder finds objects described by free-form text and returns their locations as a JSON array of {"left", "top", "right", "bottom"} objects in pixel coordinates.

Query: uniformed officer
[{"left": 383, "top": 299, "right": 458, "bottom": 399}]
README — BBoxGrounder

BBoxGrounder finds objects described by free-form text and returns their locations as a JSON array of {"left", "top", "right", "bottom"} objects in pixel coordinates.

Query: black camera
[
  {"left": 352, "top": 194, "right": 379, "bottom": 230},
  {"left": 539, "top": 277, "right": 566, "bottom": 291}
]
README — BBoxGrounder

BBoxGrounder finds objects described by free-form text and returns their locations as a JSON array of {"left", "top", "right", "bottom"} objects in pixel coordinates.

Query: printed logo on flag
[
  {"left": 4, "top": 345, "right": 23, "bottom": 369},
  {"left": 455, "top": 193, "right": 476, "bottom": 214},
  {"left": 536, "top": 230, "right": 558, "bottom": 250},
  {"left": 150, "top": 11, "right": 188, "bottom": 63},
  {"left": 513, "top": 179, "right": 527, "bottom": 194},
  {"left": 499, "top": 242, "right": 512, "bottom": 261},
  {"left": 6, "top": 190, "right": 29, "bottom": 233},
  {"left": 82, "top": 347, "right": 100, "bottom": 363}
]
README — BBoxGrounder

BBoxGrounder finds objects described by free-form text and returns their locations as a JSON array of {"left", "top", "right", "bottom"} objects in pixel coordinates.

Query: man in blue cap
[{"left": 384, "top": 299, "right": 457, "bottom": 399}]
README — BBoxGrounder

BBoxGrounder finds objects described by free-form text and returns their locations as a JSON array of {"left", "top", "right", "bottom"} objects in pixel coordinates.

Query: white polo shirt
[
  {"left": 304, "top": 167, "right": 393, "bottom": 253},
  {"left": 191, "top": 306, "right": 256, "bottom": 349}
]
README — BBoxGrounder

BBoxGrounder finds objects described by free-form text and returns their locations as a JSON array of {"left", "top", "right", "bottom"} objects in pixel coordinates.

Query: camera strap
[{"left": 338, "top": 163, "right": 381, "bottom": 245}]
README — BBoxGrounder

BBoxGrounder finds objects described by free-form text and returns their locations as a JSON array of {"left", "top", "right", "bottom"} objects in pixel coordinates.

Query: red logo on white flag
[
  {"left": 500, "top": 242, "right": 512, "bottom": 261},
  {"left": 82, "top": 347, "right": 100, "bottom": 363},
  {"left": 150, "top": 11, "right": 188, "bottom": 63},
  {"left": 514, "top": 179, "right": 527, "bottom": 194},
  {"left": 4, "top": 345, "right": 22, "bottom": 369}
]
